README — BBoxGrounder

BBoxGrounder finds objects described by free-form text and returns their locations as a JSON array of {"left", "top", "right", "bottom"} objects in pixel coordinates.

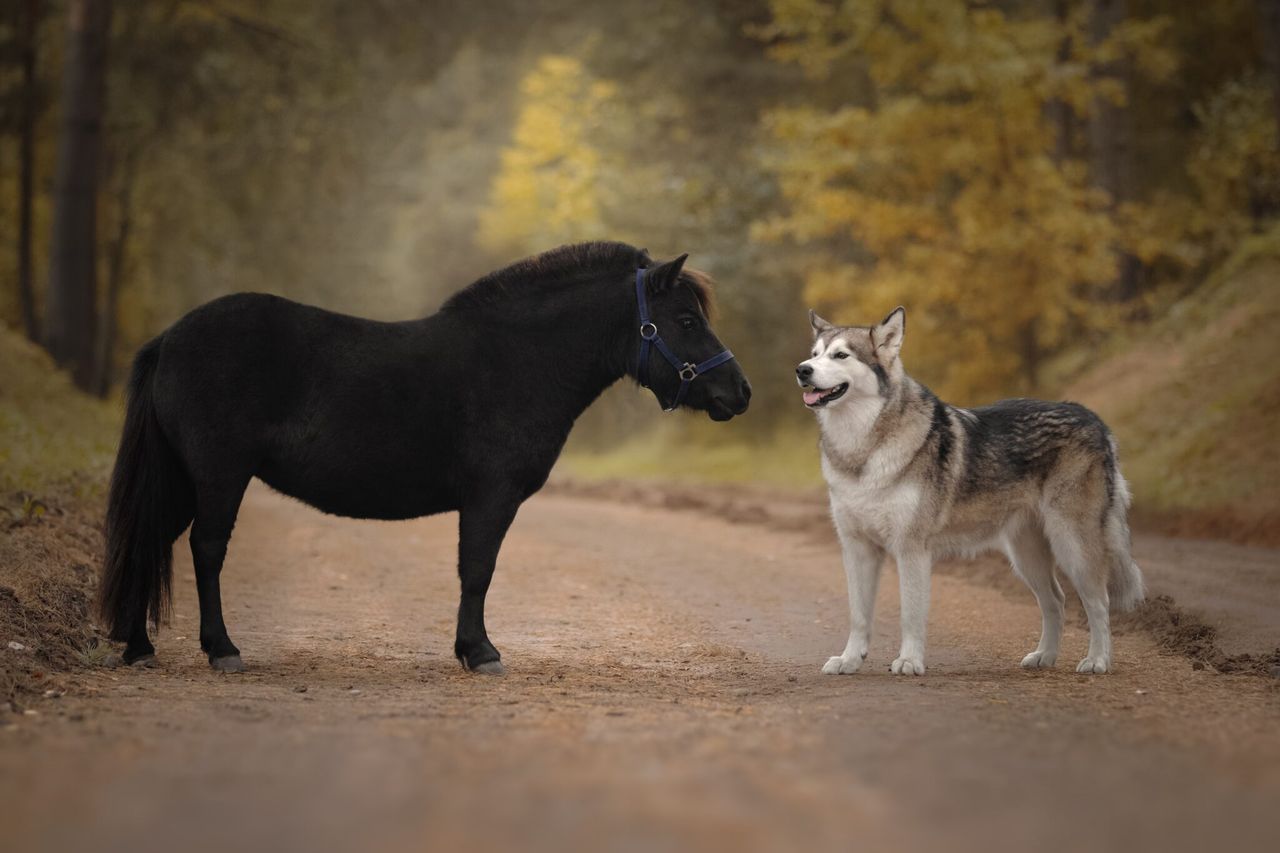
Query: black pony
[{"left": 97, "top": 242, "right": 751, "bottom": 674}]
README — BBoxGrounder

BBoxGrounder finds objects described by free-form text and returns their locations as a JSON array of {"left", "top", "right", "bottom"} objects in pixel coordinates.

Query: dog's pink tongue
[{"left": 802, "top": 389, "right": 823, "bottom": 406}]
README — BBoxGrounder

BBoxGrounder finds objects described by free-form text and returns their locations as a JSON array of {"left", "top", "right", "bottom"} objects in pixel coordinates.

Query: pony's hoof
[
  {"left": 470, "top": 660, "right": 505, "bottom": 675},
  {"left": 210, "top": 655, "right": 246, "bottom": 673},
  {"left": 128, "top": 654, "right": 158, "bottom": 668}
]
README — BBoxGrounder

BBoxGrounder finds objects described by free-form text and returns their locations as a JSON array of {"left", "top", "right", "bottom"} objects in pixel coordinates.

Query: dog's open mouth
[{"left": 801, "top": 383, "right": 849, "bottom": 408}]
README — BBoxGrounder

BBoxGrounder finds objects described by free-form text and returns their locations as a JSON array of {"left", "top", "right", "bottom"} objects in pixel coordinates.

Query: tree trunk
[
  {"left": 17, "top": 0, "right": 40, "bottom": 342},
  {"left": 1088, "top": 0, "right": 1141, "bottom": 302},
  {"left": 44, "top": 0, "right": 112, "bottom": 390},
  {"left": 92, "top": 146, "right": 136, "bottom": 397},
  {"left": 1259, "top": 0, "right": 1280, "bottom": 148},
  {"left": 1048, "top": 0, "right": 1074, "bottom": 165}
]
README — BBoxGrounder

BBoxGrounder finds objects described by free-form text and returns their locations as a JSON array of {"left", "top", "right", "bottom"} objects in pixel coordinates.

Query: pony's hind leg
[
  {"left": 122, "top": 620, "right": 156, "bottom": 666},
  {"left": 190, "top": 476, "right": 251, "bottom": 672},
  {"left": 1004, "top": 522, "right": 1064, "bottom": 669},
  {"left": 122, "top": 488, "right": 194, "bottom": 667}
]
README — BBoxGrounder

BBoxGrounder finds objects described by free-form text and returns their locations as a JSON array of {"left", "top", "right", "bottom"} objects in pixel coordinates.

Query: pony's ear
[
  {"left": 873, "top": 306, "right": 905, "bottom": 362},
  {"left": 646, "top": 253, "right": 689, "bottom": 293},
  {"left": 809, "top": 309, "right": 834, "bottom": 339}
]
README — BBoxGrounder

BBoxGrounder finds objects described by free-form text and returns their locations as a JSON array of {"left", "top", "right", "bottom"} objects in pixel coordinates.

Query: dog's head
[{"left": 795, "top": 307, "right": 905, "bottom": 410}]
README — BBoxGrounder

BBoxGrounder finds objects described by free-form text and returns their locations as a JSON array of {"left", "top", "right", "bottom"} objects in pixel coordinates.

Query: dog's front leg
[
  {"left": 822, "top": 534, "right": 884, "bottom": 675},
  {"left": 891, "top": 549, "right": 931, "bottom": 675}
]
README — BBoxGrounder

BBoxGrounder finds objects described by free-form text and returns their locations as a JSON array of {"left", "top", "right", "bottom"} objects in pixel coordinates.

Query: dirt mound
[
  {"left": 1, "top": 498, "right": 105, "bottom": 707},
  {"left": 1060, "top": 236, "right": 1280, "bottom": 547},
  {"left": 1119, "top": 594, "right": 1280, "bottom": 676},
  {"left": 1130, "top": 505, "right": 1280, "bottom": 548}
]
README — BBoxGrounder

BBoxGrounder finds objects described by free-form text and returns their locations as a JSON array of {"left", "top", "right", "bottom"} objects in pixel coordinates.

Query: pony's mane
[{"left": 443, "top": 241, "right": 715, "bottom": 317}]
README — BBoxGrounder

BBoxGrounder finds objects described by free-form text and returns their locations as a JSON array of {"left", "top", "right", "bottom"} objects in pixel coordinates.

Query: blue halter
[{"left": 636, "top": 267, "right": 736, "bottom": 412}]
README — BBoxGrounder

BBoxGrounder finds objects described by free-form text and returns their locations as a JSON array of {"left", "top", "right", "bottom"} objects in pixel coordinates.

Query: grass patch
[
  {"left": 560, "top": 421, "right": 823, "bottom": 488},
  {"left": 0, "top": 329, "right": 120, "bottom": 499},
  {"left": 0, "top": 326, "right": 119, "bottom": 707},
  {"left": 1062, "top": 227, "right": 1280, "bottom": 542}
]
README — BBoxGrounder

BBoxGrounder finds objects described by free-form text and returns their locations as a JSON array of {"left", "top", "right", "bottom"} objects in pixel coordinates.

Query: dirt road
[{"left": 2, "top": 482, "right": 1278, "bottom": 853}]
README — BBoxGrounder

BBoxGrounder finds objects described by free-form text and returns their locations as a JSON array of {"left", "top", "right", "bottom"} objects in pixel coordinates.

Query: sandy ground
[{"left": 2, "top": 481, "right": 1278, "bottom": 853}]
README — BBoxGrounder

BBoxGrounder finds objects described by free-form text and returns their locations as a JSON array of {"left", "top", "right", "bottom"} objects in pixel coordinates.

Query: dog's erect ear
[
  {"left": 873, "top": 307, "right": 905, "bottom": 361},
  {"left": 809, "top": 309, "right": 834, "bottom": 339},
  {"left": 646, "top": 253, "right": 689, "bottom": 293}
]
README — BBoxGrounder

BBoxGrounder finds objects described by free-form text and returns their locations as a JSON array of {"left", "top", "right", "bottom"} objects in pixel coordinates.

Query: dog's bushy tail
[
  {"left": 1103, "top": 435, "right": 1145, "bottom": 612},
  {"left": 96, "top": 337, "right": 195, "bottom": 640}
]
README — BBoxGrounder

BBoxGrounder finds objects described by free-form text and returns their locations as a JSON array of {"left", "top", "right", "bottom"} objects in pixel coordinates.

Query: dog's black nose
[{"left": 796, "top": 364, "right": 813, "bottom": 381}]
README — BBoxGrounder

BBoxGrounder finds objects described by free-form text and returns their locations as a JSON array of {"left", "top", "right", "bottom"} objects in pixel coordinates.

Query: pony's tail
[
  {"left": 97, "top": 337, "right": 195, "bottom": 641},
  {"left": 1103, "top": 435, "right": 1145, "bottom": 613}
]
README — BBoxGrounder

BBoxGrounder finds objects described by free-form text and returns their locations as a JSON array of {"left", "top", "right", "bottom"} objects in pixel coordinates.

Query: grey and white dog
[{"left": 798, "top": 308, "right": 1144, "bottom": 676}]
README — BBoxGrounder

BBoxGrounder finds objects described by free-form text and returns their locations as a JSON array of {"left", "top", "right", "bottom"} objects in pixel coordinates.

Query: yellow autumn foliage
[
  {"left": 755, "top": 0, "right": 1177, "bottom": 402},
  {"left": 478, "top": 56, "right": 618, "bottom": 254}
]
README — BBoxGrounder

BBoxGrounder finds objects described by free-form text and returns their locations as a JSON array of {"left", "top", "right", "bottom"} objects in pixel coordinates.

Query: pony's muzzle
[{"left": 710, "top": 377, "right": 751, "bottom": 420}]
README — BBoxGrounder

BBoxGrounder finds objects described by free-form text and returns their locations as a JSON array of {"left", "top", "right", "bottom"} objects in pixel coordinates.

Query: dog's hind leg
[
  {"left": 189, "top": 475, "right": 252, "bottom": 673},
  {"left": 890, "top": 549, "right": 931, "bottom": 676},
  {"left": 1004, "top": 523, "right": 1064, "bottom": 669},
  {"left": 822, "top": 535, "right": 884, "bottom": 675},
  {"left": 1043, "top": 510, "right": 1112, "bottom": 674}
]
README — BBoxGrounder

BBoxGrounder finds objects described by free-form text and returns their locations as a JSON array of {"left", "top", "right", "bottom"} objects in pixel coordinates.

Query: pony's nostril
[{"left": 740, "top": 379, "right": 752, "bottom": 401}]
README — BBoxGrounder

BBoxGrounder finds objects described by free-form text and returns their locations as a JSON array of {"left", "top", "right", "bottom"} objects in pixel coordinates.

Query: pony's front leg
[{"left": 454, "top": 490, "right": 522, "bottom": 674}]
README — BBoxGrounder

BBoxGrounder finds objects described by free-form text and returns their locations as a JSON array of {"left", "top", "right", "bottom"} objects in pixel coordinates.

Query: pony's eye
[
  {"left": 833, "top": 352, "right": 850, "bottom": 359},
  {"left": 679, "top": 317, "right": 698, "bottom": 331}
]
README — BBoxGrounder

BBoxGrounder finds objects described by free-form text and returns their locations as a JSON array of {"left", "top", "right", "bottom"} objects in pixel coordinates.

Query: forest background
[{"left": 3, "top": 0, "right": 1278, "bottom": 539}]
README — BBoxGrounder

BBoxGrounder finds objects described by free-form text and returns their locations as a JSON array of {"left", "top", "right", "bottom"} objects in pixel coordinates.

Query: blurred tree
[
  {"left": 15, "top": 0, "right": 40, "bottom": 342},
  {"left": 45, "top": 0, "right": 112, "bottom": 391},
  {"left": 1186, "top": 74, "right": 1280, "bottom": 252},
  {"left": 1259, "top": 0, "right": 1280, "bottom": 136},
  {"left": 754, "top": 0, "right": 1175, "bottom": 400},
  {"left": 478, "top": 55, "right": 618, "bottom": 253},
  {"left": 475, "top": 4, "right": 812, "bottom": 439},
  {"left": 1087, "top": 0, "right": 1141, "bottom": 301}
]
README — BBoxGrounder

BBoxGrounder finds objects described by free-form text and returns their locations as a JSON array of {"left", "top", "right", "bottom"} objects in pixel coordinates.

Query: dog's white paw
[
  {"left": 1020, "top": 650, "right": 1058, "bottom": 669},
  {"left": 890, "top": 656, "right": 925, "bottom": 676},
  {"left": 822, "top": 655, "right": 863, "bottom": 675},
  {"left": 1076, "top": 656, "right": 1110, "bottom": 674}
]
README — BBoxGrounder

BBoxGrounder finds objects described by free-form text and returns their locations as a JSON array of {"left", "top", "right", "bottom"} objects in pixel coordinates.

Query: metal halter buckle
[
  {"left": 639, "top": 322, "right": 658, "bottom": 340},
  {"left": 678, "top": 364, "right": 698, "bottom": 381}
]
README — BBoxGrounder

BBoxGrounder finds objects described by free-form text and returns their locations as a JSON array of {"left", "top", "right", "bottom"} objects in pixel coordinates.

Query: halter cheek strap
[{"left": 636, "top": 268, "right": 736, "bottom": 412}]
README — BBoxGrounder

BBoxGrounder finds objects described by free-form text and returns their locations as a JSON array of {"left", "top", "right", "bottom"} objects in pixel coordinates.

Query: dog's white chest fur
[
  {"left": 819, "top": 400, "right": 923, "bottom": 546},
  {"left": 823, "top": 456, "right": 921, "bottom": 546}
]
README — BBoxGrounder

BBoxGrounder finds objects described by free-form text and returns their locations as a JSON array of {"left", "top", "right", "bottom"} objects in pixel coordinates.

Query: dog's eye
[
  {"left": 679, "top": 317, "right": 699, "bottom": 331},
  {"left": 833, "top": 352, "right": 849, "bottom": 359}
]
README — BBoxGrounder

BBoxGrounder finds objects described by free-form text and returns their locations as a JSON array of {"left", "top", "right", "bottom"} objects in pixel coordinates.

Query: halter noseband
[{"left": 636, "top": 267, "right": 736, "bottom": 412}]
